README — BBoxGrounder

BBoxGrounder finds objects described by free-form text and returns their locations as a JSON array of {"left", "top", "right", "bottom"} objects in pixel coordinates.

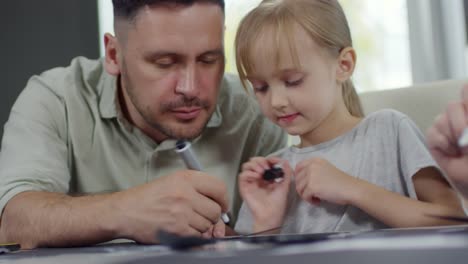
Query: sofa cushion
[{"left": 360, "top": 79, "right": 468, "bottom": 133}]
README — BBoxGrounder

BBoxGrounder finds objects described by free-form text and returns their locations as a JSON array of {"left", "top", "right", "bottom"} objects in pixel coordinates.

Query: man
[
  {"left": 0, "top": 0, "right": 286, "bottom": 249},
  {"left": 427, "top": 85, "right": 468, "bottom": 214}
]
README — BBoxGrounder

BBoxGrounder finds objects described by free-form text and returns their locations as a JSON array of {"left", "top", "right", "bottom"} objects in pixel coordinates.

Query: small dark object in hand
[{"left": 263, "top": 165, "right": 284, "bottom": 182}]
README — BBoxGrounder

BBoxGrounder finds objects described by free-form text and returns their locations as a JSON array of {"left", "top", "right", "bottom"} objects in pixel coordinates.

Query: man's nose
[{"left": 175, "top": 64, "right": 200, "bottom": 99}]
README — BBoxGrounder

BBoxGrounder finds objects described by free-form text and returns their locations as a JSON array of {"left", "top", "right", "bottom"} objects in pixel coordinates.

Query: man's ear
[
  {"left": 104, "top": 33, "right": 121, "bottom": 76},
  {"left": 336, "top": 47, "right": 356, "bottom": 82}
]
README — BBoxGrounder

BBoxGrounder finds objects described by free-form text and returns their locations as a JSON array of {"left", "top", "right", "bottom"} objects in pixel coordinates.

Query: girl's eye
[
  {"left": 286, "top": 78, "right": 303, "bottom": 87},
  {"left": 254, "top": 85, "right": 268, "bottom": 93},
  {"left": 249, "top": 79, "right": 268, "bottom": 93}
]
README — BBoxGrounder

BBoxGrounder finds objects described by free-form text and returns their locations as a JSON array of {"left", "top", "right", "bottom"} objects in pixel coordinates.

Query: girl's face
[{"left": 247, "top": 25, "right": 352, "bottom": 145}]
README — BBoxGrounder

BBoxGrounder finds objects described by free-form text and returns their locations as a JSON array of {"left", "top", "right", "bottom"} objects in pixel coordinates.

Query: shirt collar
[{"left": 98, "top": 72, "right": 118, "bottom": 119}]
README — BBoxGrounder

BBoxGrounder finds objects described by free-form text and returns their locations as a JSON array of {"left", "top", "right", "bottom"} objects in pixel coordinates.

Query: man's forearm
[{"left": 0, "top": 191, "right": 121, "bottom": 249}]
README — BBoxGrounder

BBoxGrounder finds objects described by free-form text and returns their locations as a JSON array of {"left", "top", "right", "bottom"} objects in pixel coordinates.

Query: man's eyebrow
[
  {"left": 198, "top": 49, "right": 225, "bottom": 57},
  {"left": 144, "top": 50, "right": 224, "bottom": 60},
  {"left": 144, "top": 51, "right": 180, "bottom": 59}
]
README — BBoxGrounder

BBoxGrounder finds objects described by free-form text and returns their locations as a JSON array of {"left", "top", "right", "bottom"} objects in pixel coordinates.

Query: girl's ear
[{"left": 336, "top": 47, "right": 356, "bottom": 82}]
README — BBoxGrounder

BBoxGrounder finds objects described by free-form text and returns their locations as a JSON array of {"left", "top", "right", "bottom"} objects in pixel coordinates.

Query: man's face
[{"left": 115, "top": 3, "right": 225, "bottom": 142}]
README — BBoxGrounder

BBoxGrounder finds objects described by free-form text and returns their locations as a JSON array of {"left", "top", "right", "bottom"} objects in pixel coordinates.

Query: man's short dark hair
[{"left": 113, "top": 0, "right": 225, "bottom": 20}]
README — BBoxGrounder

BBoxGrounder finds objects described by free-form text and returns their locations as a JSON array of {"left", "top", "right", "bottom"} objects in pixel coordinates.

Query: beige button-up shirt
[{"left": 0, "top": 57, "right": 286, "bottom": 222}]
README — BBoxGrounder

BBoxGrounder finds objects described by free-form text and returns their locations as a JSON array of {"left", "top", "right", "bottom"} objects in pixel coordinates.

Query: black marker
[
  {"left": 263, "top": 164, "right": 284, "bottom": 183},
  {"left": 175, "top": 140, "right": 230, "bottom": 224},
  {"left": 0, "top": 243, "right": 20, "bottom": 254}
]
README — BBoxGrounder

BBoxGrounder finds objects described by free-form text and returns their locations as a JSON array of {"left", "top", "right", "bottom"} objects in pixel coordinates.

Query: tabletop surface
[{"left": 2, "top": 225, "right": 468, "bottom": 264}]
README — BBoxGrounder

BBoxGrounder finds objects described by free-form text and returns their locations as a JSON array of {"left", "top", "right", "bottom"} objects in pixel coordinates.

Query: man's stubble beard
[{"left": 121, "top": 71, "right": 214, "bottom": 140}]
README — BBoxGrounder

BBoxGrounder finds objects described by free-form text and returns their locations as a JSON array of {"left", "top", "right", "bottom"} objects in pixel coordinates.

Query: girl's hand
[
  {"left": 238, "top": 157, "right": 292, "bottom": 231},
  {"left": 295, "top": 158, "right": 360, "bottom": 205}
]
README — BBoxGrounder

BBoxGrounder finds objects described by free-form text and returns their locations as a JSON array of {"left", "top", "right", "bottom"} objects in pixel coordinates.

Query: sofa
[{"left": 360, "top": 78, "right": 468, "bottom": 134}]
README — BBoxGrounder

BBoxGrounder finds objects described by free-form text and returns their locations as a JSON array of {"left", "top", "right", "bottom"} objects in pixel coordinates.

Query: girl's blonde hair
[{"left": 235, "top": 0, "right": 364, "bottom": 117}]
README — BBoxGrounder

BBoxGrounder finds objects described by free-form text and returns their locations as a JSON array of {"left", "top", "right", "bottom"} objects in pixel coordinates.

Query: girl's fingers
[{"left": 239, "top": 171, "right": 263, "bottom": 182}]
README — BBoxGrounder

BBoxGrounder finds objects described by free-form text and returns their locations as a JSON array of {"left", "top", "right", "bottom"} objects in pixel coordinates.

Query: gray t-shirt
[{"left": 236, "top": 109, "right": 438, "bottom": 234}]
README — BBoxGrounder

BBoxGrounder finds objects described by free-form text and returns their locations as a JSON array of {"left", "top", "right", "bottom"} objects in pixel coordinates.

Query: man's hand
[
  {"left": 201, "top": 219, "right": 226, "bottom": 239},
  {"left": 0, "top": 170, "right": 229, "bottom": 248},
  {"left": 427, "top": 85, "right": 468, "bottom": 199},
  {"left": 110, "top": 170, "right": 229, "bottom": 244}
]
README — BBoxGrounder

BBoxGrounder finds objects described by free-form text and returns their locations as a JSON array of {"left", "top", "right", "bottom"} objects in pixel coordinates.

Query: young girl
[{"left": 234, "top": 0, "right": 465, "bottom": 235}]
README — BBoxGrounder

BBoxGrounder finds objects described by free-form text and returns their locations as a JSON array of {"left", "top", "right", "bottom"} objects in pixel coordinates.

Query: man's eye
[
  {"left": 156, "top": 63, "right": 173, "bottom": 69},
  {"left": 199, "top": 56, "right": 219, "bottom": 64},
  {"left": 155, "top": 58, "right": 175, "bottom": 68}
]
